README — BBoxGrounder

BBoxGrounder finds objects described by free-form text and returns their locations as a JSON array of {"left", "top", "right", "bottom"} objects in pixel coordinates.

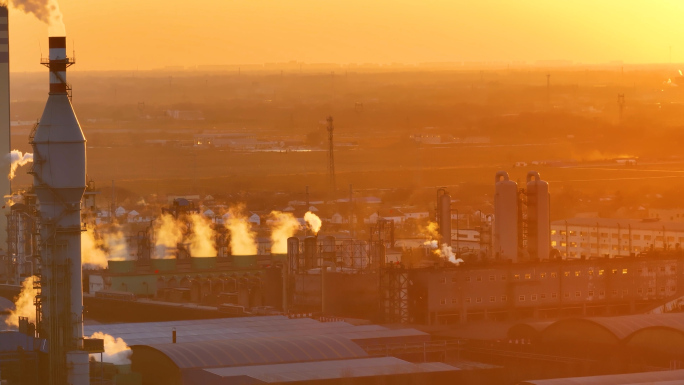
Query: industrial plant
[{"left": 0, "top": 2, "right": 683, "bottom": 385}]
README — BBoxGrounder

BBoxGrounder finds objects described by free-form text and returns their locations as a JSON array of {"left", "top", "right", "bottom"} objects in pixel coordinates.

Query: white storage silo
[
  {"left": 494, "top": 171, "right": 518, "bottom": 261},
  {"left": 526, "top": 171, "right": 550, "bottom": 260}
]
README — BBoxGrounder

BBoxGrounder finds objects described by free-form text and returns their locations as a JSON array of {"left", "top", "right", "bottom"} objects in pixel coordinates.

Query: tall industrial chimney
[
  {"left": 0, "top": 6, "right": 10, "bottom": 250},
  {"left": 32, "top": 36, "right": 89, "bottom": 385},
  {"left": 494, "top": 171, "right": 518, "bottom": 262}
]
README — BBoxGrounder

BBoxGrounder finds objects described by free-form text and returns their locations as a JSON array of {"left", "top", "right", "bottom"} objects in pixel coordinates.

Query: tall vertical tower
[
  {"left": 494, "top": 171, "right": 518, "bottom": 261},
  {"left": 0, "top": 6, "right": 11, "bottom": 250},
  {"left": 32, "top": 36, "right": 89, "bottom": 385},
  {"left": 326, "top": 116, "right": 335, "bottom": 197},
  {"left": 526, "top": 171, "right": 550, "bottom": 260},
  {"left": 436, "top": 189, "right": 451, "bottom": 247}
]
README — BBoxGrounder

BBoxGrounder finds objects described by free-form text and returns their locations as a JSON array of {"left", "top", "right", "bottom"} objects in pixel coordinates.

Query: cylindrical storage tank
[
  {"left": 191, "top": 257, "right": 216, "bottom": 270},
  {"left": 438, "top": 192, "right": 452, "bottom": 247},
  {"left": 151, "top": 258, "right": 177, "bottom": 273},
  {"left": 527, "top": 171, "right": 550, "bottom": 260},
  {"left": 321, "top": 236, "right": 336, "bottom": 261},
  {"left": 287, "top": 237, "right": 300, "bottom": 272},
  {"left": 107, "top": 260, "right": 136, "bottom": 274},
  {"left": 494, "top": 171, "right": 518, "bottom": 261},
  {"left": 303, "top": 236, "right": 318, "bottom": 269},
  {"left": 232, "top": 255, "right": 257, "bottom": 269}
]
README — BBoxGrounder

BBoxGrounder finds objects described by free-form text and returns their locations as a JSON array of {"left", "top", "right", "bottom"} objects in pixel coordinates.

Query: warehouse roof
[
  {"left": 517, "top": 368, "right": 684, "bottom": 384},
  {"left": 509, "top": 314, "right": 684, "bottom": 344},
  {"left": 191, "top": 357, "right": 457, "bottom": 384},
  {"left": 551, "top": 217, "right": 684, "bottom": 232},
  {"left": 134, "top": 334, "right": 368, "bottom": 369}
]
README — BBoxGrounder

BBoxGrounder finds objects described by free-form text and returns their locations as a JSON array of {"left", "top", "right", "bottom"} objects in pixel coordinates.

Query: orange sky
[{"left": 8, "top": 0, "right": 684, "bottom": 71}]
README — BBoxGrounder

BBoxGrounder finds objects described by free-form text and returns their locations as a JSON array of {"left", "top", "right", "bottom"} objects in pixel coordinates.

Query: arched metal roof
[
  {"left": 134, "top": 334, "right": 368, "bottom": 369},
  {"left": 509, "top": 314, "right": 684, "bottom": 344}
]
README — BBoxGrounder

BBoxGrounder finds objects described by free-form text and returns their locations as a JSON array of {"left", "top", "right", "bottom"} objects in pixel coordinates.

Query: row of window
[
  {"left": 552, "top": 230, "right": 681, "bottom": 243},
  {"left": 439, "top": 286, "right": 677, "bottom": 305},
  {"left": 439, "top": 266, "right": 676, "bottom": 283}
]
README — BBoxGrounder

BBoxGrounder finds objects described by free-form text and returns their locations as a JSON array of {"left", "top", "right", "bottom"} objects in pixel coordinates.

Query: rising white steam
[
  {"left": 88, "top": 332, "right": 132, "bottom": 365},
  {"left": 154, "top": 213, "right": 184, "bottom": 259},
  {"left": 5, "top": 275, "right": 37, "bottom": 328},
  {"left": 304, "top": 211, "right": 322, "bottom": 235},
  {"left": 8, "top": 0, "right": 65, "bottom": 36},
  {"left": 268, "top": 211, "right": 301, "bottom": 254},
  {"left": 81, "top": 225, "right": 108, "bottom": 269},
  {"left": 188, "top": 213, "right": 216, "bottom": 257},
  {"left": 81, "top": 225, "right": 131, "bottom": 269},
  {"left": 6, "top": 150, "right": 33, "bottom": 180},
  {"left": 225, "top": 205, "right": 257, "bottom": 255},
  {"left": 439, "top": 243, "right": 464, "bottom": 266}
]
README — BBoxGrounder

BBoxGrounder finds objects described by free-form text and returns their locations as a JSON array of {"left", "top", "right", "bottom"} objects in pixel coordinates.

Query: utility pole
[
  {"left": 349, "top": 184, "right": 354, "bottom": 238},
  {"left": 618, "top": 94, "right": 625, "bottom": 124},
  {"left": 326, "top": 116, "right": 335, "bottom": 199}
]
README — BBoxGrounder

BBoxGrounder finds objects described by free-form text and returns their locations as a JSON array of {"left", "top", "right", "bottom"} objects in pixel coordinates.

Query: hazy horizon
[{"left": 7, "top": 0, "right": 684, "bottom": 72}]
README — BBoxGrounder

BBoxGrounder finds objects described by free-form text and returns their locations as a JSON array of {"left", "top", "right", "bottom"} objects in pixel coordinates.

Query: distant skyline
[{"left": 7, "top": 0, "right": 684, "bottom": 72}]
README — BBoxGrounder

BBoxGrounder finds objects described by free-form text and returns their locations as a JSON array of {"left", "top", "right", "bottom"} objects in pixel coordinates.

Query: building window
[
  {"left": 588, "top": 270, "right": 594, "bottom": 276},
  {"left": 489, "top": 275, "right": 495, "bottom": 281},
  {"left": 490, "top": 296, "right": 496, "bottom": 302},
  {"left": 588, "top": 290, "right": 594, "bottom": 296},
  {"left": 575, "top": 291, "right": 581, "bottom": 298},
  {"left": 638, "top": 288, "right": 643, "bottom": 294},
  {"left": 551, "top": 229, "right": 557, "bottom": 235},
  {"left": 660, "top": 287, "right": 666, "bottom": 293},
  {"left": 599, "top": 269, "right": 605, "bottom": 276},
  {"left": 633, "top": 234, "right": 640, "bottom": 240},
  {"left": 477, "top": 276, "right": 483, "bottom": 282},
  {"left": 541, "top": 293, "right": 547, "bottom": 299},
  {"left": 465, "top": 297, "right": 471, "bottom": 303},
  {"left": 440, "top": 298, "right": 447, "bottom": 305},
  {"left": 612, "top": 289, "right": 618, "bottom": 295},
  {"left": 648, "top": 288, "right": 654, "bottom": 294},
  {"left": 551, "top": 240, "right": 557, "bottom": 247},
  {"left": 451, "top": 277, "right": 458, "bottom": 283},
  {"left": 564, "top": 292, "right": 570, "bottom": 298},
  {"left": 501, "top": 275, "right": 507, "bottom": 281},
  {"left": 465, "top": 276, "right": 471, "bottom": 282},
  {"left": 564, "top": 271, "right": 570, "bottom": 277},
  {"left": 476, "top": 297, "right": 482, "bottom": 303},
  {"left": 525, "top": 273, "right": 532, "bottom": 280},
  {"left": 671, "top": 266, "right": 677, "bottom": 273},
  {"left": 660, "top": 267, "right": 666, "bottom": 273},
  {"left": 531, "top": 294, "right": 537, "bottom": 301},
  {"left": 551, "top": 272, "right": 557, "bottom": 278},
  {"left": 501, "top": 295, "right": 507, "bottom": 302},
  {"left": 599, "top": 290, "right": 605, "bottom": 297},
  {"left": 514, "top": 274, "right": 520, "bottom": 280},
  {"left": 574, "top": 271, "right": 581, "bottom": 277},
  {"left": 644, "top": 235, "right": 652, "bottom": 241},
  {"left": 551, "top": 292, "right": 558, "bottom": 299},
  {"left": 671, "top": 286, "right": 677, "bottom": 292},
  {"left": 611, "top": 233, "right": 619, "bottom": 239},
  {"left": 519, "top": 295, "right": 525, "bottom": 302},
  {"left": 611, "top": 269, "right": 618, "bottom": 274},
  {"left": 540, "top": 272, "right": 546, "bottom": 278},
  {"left": 637, "top": 268, "right": 643, "bottom": 274},
  {"left": 440, "top": 277, "right": 447, "bottom": 284},
  {"left": 622, "top": 269, "right": 628, "bottom": 275},
  {"left": 451, "top": 298, "right": 458, "bottom": 304}
]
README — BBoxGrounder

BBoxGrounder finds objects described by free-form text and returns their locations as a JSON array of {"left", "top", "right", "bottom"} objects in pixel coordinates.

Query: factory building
[{"left": 550, "top": 218, "right": 684, "bottom": 258}]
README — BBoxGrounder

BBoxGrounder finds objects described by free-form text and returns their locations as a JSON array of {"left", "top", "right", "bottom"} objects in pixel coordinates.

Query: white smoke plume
[
  {"left": 439, "top": 243, "right": 464, "bottom": 266},
  {"left": 7, "top": 0, "right": 65, "bottom": 36},
  {"left": 6, "top": 150, "right": 33, "bottom": 180},
  {"left": 304, "top": 211, "right": 322, "bottom": 235},
  {"left": 268, "top": 211, "right": 301, "bottom": 254},
  {"left": 154, "top": 213, "right": 184, "bottom": 259},
  {"left": 225, "top": 204, "right": 257, "bottom": 255},
  {"left": 188, "top": 213, "right": 216, "bottom": 257},
  {"left": 5, "top": 275, "right": 37, "bottom": 328},
  {"left": 81, "top": 225, "right": 108, "bottom": 269},
  {"left": 88, "top": 332, "right": 132, "bottom": 365}
]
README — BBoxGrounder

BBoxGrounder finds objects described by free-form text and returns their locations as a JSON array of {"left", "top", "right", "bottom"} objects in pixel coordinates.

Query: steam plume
[
  {"left": 225, "top": 205, "right": 257, "bottom": 255},
  {"left": 154, "top": 213, "right": 184, "bottom": 259},
  {"left": 268, "top": 211, "right": 301, "bottom": 254},
  {"left": 81, "top": 225, "right": 131, "bottom": 269},
  {"left": 6, "top": 150, "right": 33, "bottom": 180},
  {"left": 8, "top": 0, "right": 65, "bottom": 36},
  {"left": 188, "top": 213, "right": 216, "bottom": 257},
  {"left": 439, "top": 243, "right": 464, "bottom": 266},
  {"left": 5, "top": 275, "right": 37, "bottom": 328},
  {"left": 88, "top": 332, "right": 132, "bottom": 365},
  {"left": 304, "top": 211, "right": 322, "bottom": 234}
]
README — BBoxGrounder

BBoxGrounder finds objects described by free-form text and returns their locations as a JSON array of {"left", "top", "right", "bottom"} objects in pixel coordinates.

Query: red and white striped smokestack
[{"left": 48, "top": 36, "right": 69, "bottom": 94}]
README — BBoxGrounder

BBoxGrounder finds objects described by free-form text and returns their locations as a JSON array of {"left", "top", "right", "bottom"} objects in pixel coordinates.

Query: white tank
[
  {"left": 526, "top": 171, "right": 550, "bottom": 260},
  {"left": 494, "top": 171, "right": 518, "bottom": 261}
]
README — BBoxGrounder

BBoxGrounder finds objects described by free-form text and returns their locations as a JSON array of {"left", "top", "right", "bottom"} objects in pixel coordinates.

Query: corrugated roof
[
  {"left": 138, "top": 334, "right": 368, "bottom": 369},
  {"left": 518, "top": 369, "right": 684, "bottom": 384},
  {"left": 198, "top": 357, "right": 457, "bottom": 383},
  {"left": 510, "top": 314, "right": 684, "bottom": 343}
]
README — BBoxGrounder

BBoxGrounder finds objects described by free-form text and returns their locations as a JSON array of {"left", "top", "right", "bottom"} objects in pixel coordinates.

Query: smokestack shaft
[
  {"left": 48, "top": 36, "right": 68, "bottom": 94},
  {"left": 0, "top": 6, "right": 9, "bottom": 250}
]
